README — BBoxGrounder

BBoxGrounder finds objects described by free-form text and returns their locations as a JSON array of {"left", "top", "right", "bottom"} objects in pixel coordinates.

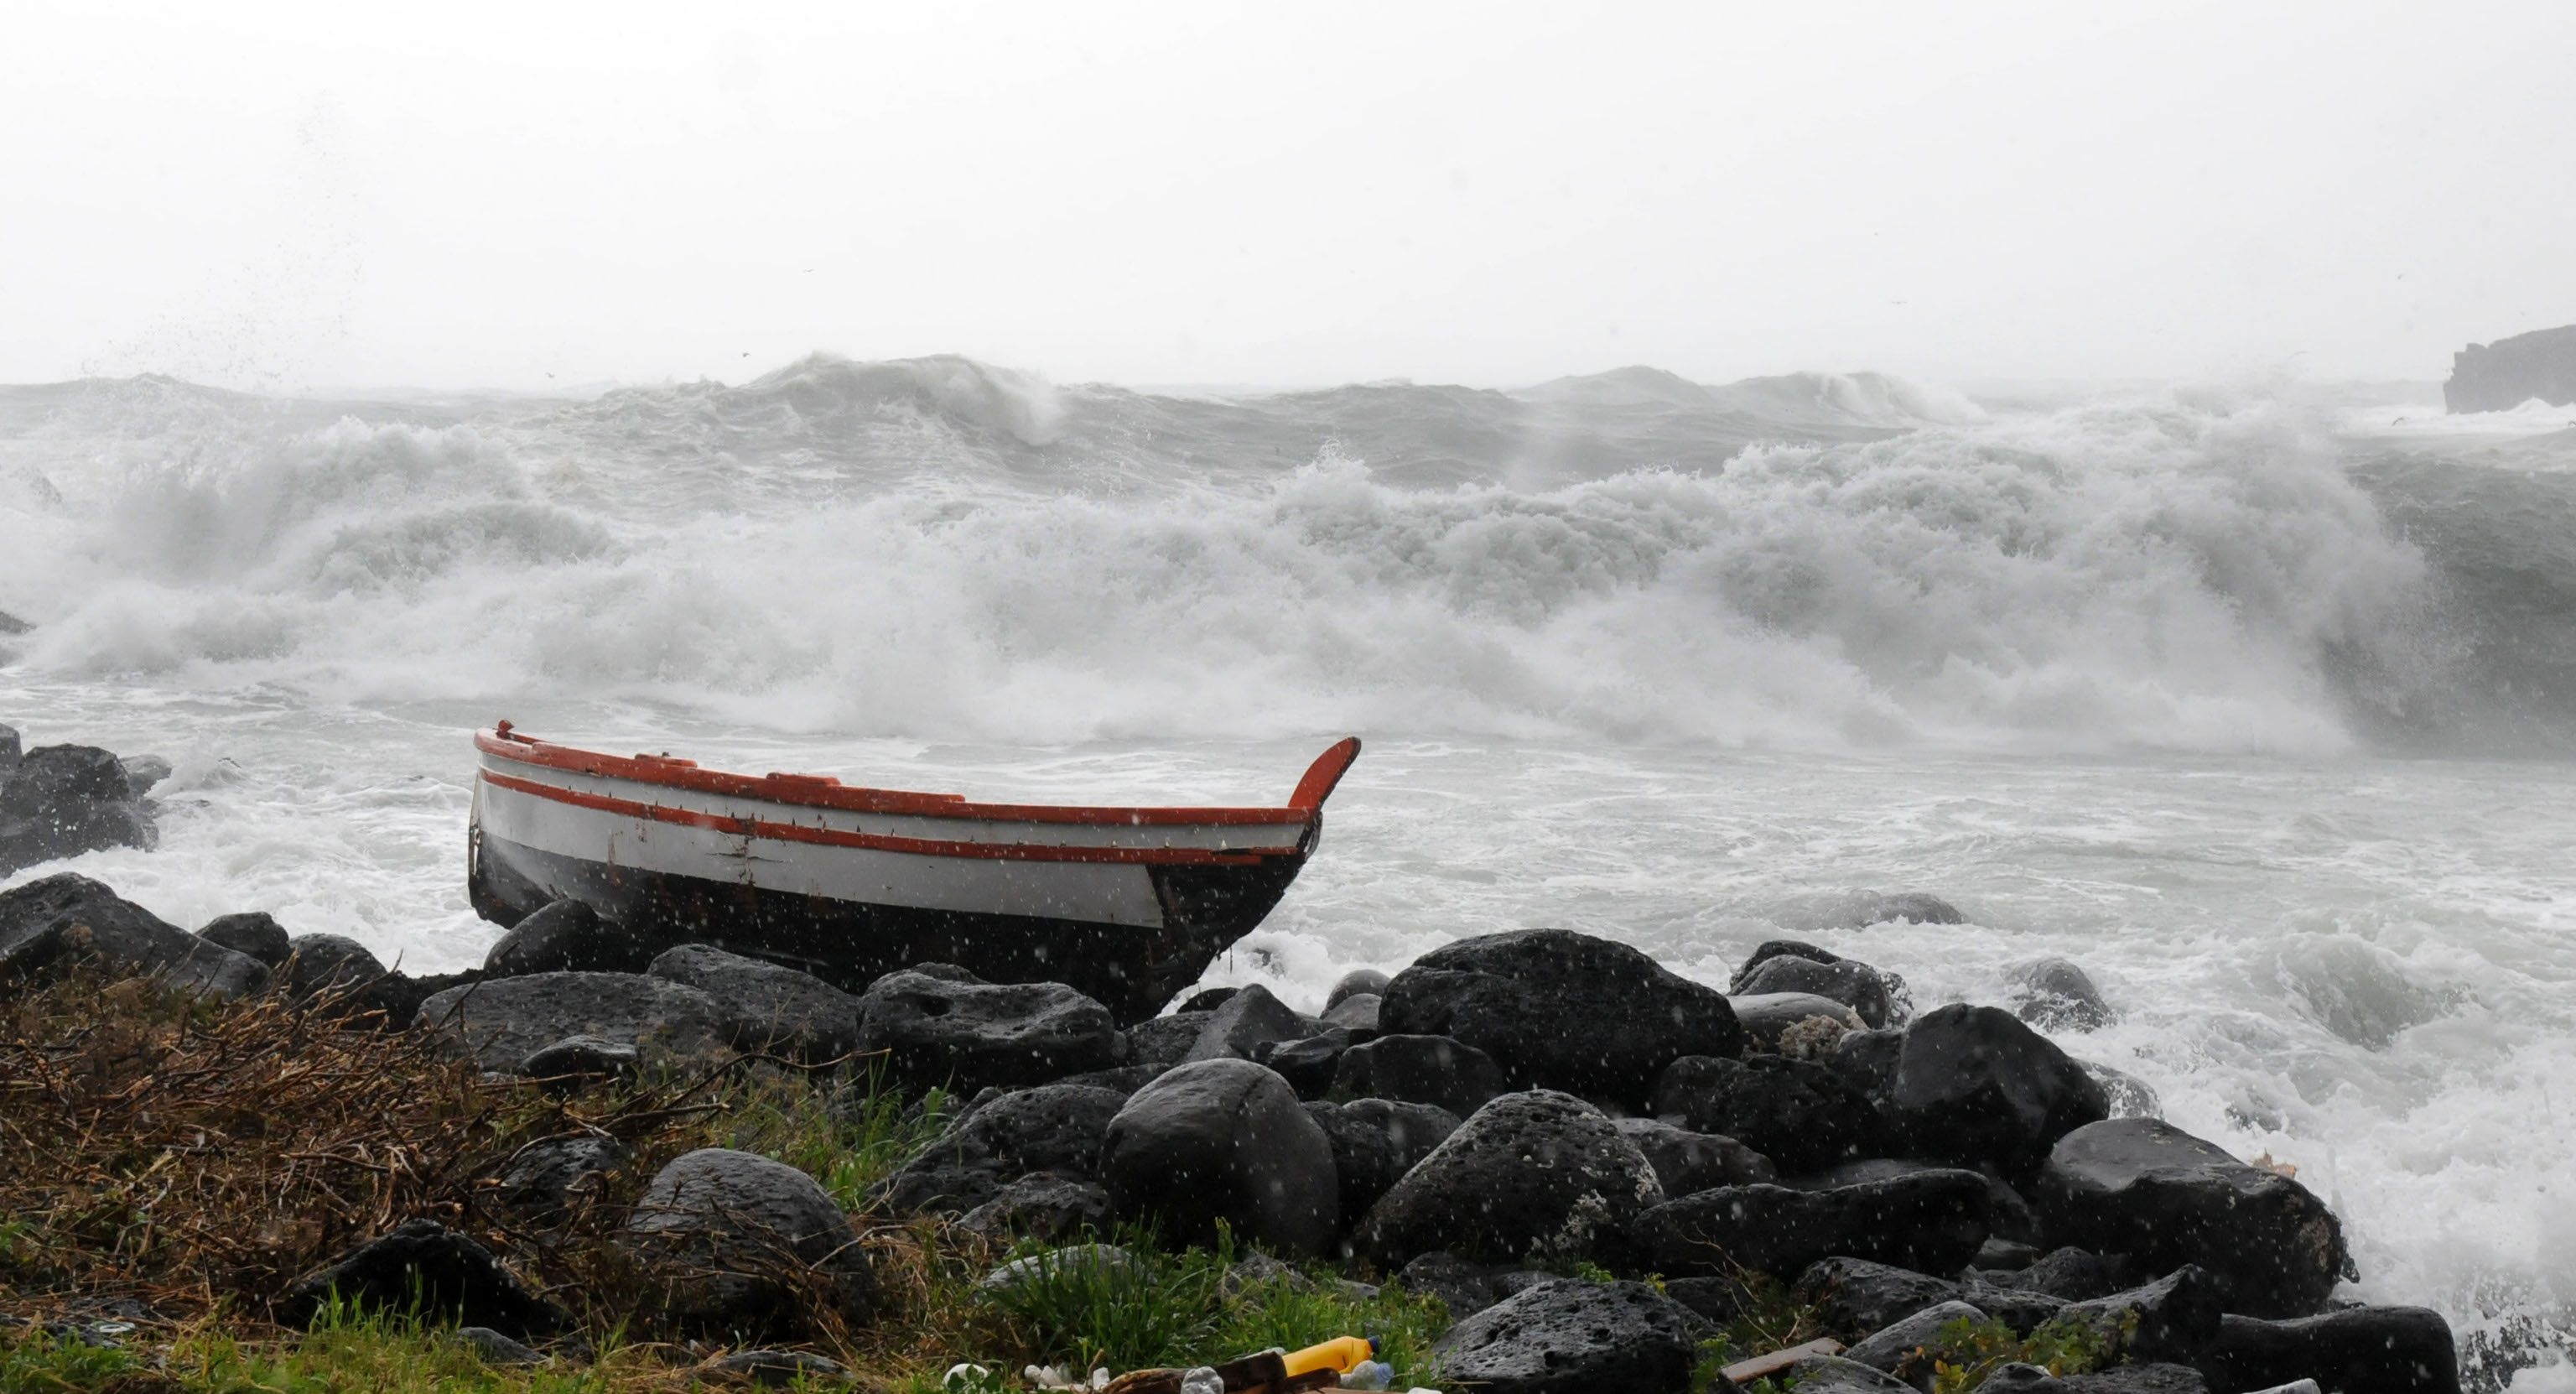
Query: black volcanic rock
[
  {"left": 2447, "top": 325, "right": 2576, "bottom": 413},
  {"left": 0, "top": 874, "right": 267, "bottom": 998},
  {"left": 1358, "top": 1090, "right": 1663, "bottom": 1268},
  {"left": 0, "top": 745, "right": 158, "bottom": 874},
  {"left": 1629, "top": 1169, "right": 1992, "bottom": 1279}
]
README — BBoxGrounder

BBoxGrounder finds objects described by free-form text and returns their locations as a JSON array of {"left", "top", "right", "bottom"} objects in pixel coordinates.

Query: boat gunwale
[{"left": 475, "top": 727, "right": 1358, "bottom": 829}]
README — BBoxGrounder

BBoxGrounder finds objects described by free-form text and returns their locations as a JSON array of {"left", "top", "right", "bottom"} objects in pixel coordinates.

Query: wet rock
[
  {"left": 1861, "top": 892, "right": 1964, "bottom": 926},
  {"left": 1331, "top": 1033, "right": 1507, "bottom": 1117},
  {"left": 1177, "top": 986, "right": 1239, "bottom": 1012},
  {"left": 0, "top": 745, "right": 158, "bottom": 874},
  {"left": 1099, "top": 1058, "right": 1339, "bottom": 1256},
  {"left": 1649, "top": 1053, "right": 1885, "bottom": 1173},
  {"left": 2053, "top": 1265, "right": 2223, "bottom": 1366},
  {"left": 1613, "top": 1116, "right": 1776, "bottom": 1196},
  {"left": 856, "top": 967, "right": 1122, "bottom": 1095},
  {"left": 2200, "top": 1307, "right": 2459, "bottom": 1394},
  {"left": 1730, "top": 992, "right": 1869, "bottom": 1053},
  {"left": 626, "top": 1147, "right": 871, "bottom": 1334},
  {"left": 1125, "top": 1011, "right": 1213, "bottom": 1069},
  {"left": 1256, "top": 1027, "right": 1352, "bottom": 1099},
  {"left": 1185, "top": 982, "right": 1322, "bottom": 1062},
  {"left": 1392, "top": 1251, "right": 1554, "bottom": 1323},
  {"left": 2033, "top": 1118, "right": 2349, "bottom": 1319},
  {"left": 1303, "top": 1097, "right": 1461, "bottom": 1223},
  {"left": 1888, "top": 1004, "right": 2108, "bottom": 1175},
  {"left": 0, "top": 722, "right": 18, "bottom": 764},
  {"left": 417, "top": 972, "right": 733, "bottom": 1070},
  {"left": 1430, "top": 1277, "right": 1705, "bottom": 1394},
  {"left": 1831, "top": 1026, "right": 1905, "bottom": 1101},
  {"left": 1783, "top": 1354, "right": 1914, "bottom": 1392},
  {"left": 1986, "top": 1246, "right": 2136, "bottom": 1302},
  {"left": 648, "top": 944, "right": 863, "bottom": 1063},
  {"left": 120, "top": 755, "right": 173, "bottom": 798},
  {"left": 1786, "top": 1157, "right": 2045, "bottom": 1245},
  {"left": 1794, "top": 1257, "right": 1969, "bottom": 1342},
  {"left": 1845, "top": 1299, "right": 1989, "bottom": 1381},
  {"left": 364, "top": 970, "right": 479, "bottom": 1032},
  {"left": 1358, "top": 1090, "right": 1663, "bottom": 1269},
  {"left": 454, "top": 1326, "right": 545, "bottom": 1366},
  {"left": 197, "top": 912, "right": 291, "bottom": 968},
  {"left": 280, "top": 1219, "right": 571, "bottom": 1339},
  {"left": 283, "top": 933, "right": 389, "bottom": 1001},
  {"left": 957, "top": 1172, "right": 1113, "bottom": 1243},
  {"left": 1629, "top": 1169, "right": 1992, "bottom": 1279},
  {"left": 2080, "top": 1059, "right": 2162, "bottom": 1119},
  {"left": 1732, "top": 939, "right": 1846, "bottom": 985},
  {"left": 2008, "top": 958, "right": 2116, "bottom": 1031},
  {"left": 1735, "top": 954, "right": 1899, "bottom": 1029},
  {"left": 0, "top": 874, "right": 268, "bottom": 998},
  {"left": 1661, "top": 1273, "right": 1763, "bottom": 1324},
  {"left": 1327, "top": 968, "right": 1390, "bottom": 1009},
  {"left": 518, "top": 1035, "right": 641, "bottom": 1085},
  {"left": 1980, "top": 1365, "right": 2213, "bottom": 1394},
  {"left": 1977, "top": 1237, "right": 2044, "bottom": 1269},
  {"left": 1379, "top": 928, "right": 1742, "bottom": 1111},
  {"left": 480, "top": 899, "right": 653, "bottom": 977},
  {"left": 1320, "top": 991, "right": 1381, "bottom": 1036},
  {"left": 490, "top": 1135, "right": 635, "bottom": 1219},
  {"left": 1050, "top": 1064, "right": 1166, "bottom": 1096},
  {"left": 876, "top": 1083, "right": 1127, "bottom": 1214},
  {"left": 709, "top": 1350, "right": 850, "bottom": 1386}
]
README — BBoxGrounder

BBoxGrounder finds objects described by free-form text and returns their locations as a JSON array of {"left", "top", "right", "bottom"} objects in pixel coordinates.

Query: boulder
[
  {"left": 626, "top": 1147, "right": 871, "bottom": 1333},
  {"left": 1257, "top": 1028, "right": 1352, "bottom": 1099},
  {"left": 647, "top": 944, "right": 862, "bottom": 1062},
  {"left": 414, "top": 972, "right": 734, "bottom": 1072},
  {"left": 1184, "top": 982, "right": 1322, "bottom": 1062},
  {"left": 489, "top": 1135, "right": 634, "bottom": 1219},
  {"left": 957, "top": 1172, "right": 1114, "bottom": 1243},
  {"left": 2199, "top": 1307, "right": 2459, "bottom": 1394},
  {"left": 120, "top": 755, "right": 173, "bottom": 797},
  {"left": 196, "top": 912, "right": 291, "bottom": 967},
  {"left": 1629, "top": 1170, "right": 1992, "bottom": 1279},
  {"left": 1330, "top": 1034, "right": 1507, "bottom": 1117},
  {"left": 1098, "top": 1059, "right": 1339, "bottom": 1256},
  {"left": 1612, "top": 1117, "right": 1775, "bottom": 1196},
  {"left": 1730, "top": 993, "right": 1869, "bottom": 1055},
  {"left": 2081, "top": 1059, "right": 2163, "bottom": 1120},
  {"left": 1303, "top": 1098, "right": 1462, "bottom": 1223},
  {"left": 1177, "top": 986, "right": 1239, "bottom": 1012},
  {"left": 0, "top": 745, "right": 158, "bottom": 874},
  {"left": 1327, "top": 967, "right": 1390, "bottom": 1009},
  {"left": 1649, "top": 1053, "right": 1885, "bottom": 1173},
  {"left": 2033, "top": 1118, "right": 2349, "bottom": 1319},
  {"left": 876, "top": 1083, "right": 1128, "bottom": 1215},
  {"left": 518, "top": 1034, "right": 641, "bottom": 1085},
  {"left": 1661, "top": 1273, "right": 1763, "bottom": 1324},
  {"left": 1392, "top": 1251, "right": 1555, "bottom": 1323},
  {"left": 283, "top": 933, "right": 389, "bottom": 1001},
  {"left": 1735, "top": 954, "right": 1899, "bottom": 1029},
  {"left": 1977, "top": 1365, "right": 2214, "bottom": 1394},
  {"left": 1732, "top": 939, "right": 1846, "bottom": 986},
  {"left": 855, "top": 967, "right": 1121, "bottom": 1095},
  {"left": 279, "top": 1219, "right": 571, "bottom": 1339},
  {"left": 1832, "top": 1026, "right": 1905, "bottom": 1101},
  {"left": 1051, "top": 1064, "right": 1166, "bottom": 1096},
  {"left": 2446, "top": 324, "right": 2576, "bottom": 413},
  {"left": 1888, "top": 1004, "right": 2107, "bottom": 1175},
  {"left": 0, "top": 874, "right": 267, "bottom": 998},
  {"left": 1785, "top": 1157, "right": 2046, "bottom": 1246},
  {"left": 1794, "top": 1257, "right": 1971, "bottom": 1342},
  {"left": 1126, "top": 1011, "right": 1213, "bottom": 1069},
  {"left": 2053, "top": 1266, "right": 2224, "bottom": 1366},
  {"left": 1358, "top": 1090, "right": 1663, "bottom": 1269},
  {"left": 1985, "top": 1246, "right": 2136, "bottom": 1302},
  {"left": 1782, "top": 1354, "right": 1914, "bottom": 1392},
  {"left": 1844, "top": 1299, "right": 1989, "bottom": 1381},
  {"left": 1320, "top": 992, "right": 1382, "bottom": 1037},
  {"left": 1378, "top": 928, "right": 1742, "bottom": 1111},
  {"left": 1429, "top": 1278, "right": 1705, "bottom": 1394},
  {"left": 480, "top": 900, "right": 652, "bottom": 977},
  {"left": 2008, "top": 958, "right": 2116, "bottom": 1031}
]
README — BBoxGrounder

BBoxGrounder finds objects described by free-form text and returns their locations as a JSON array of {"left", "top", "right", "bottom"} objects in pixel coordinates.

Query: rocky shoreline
[{"left": 0, "top": 752, "right": 2468, "bottom": 1393}]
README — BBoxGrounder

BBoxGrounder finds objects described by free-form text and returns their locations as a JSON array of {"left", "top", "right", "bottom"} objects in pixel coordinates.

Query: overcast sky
[{"left": 6, "top": 2, "right": 2573, "bottom": 393}]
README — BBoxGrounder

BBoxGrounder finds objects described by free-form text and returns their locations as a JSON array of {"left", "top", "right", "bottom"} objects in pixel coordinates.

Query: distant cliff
[{"left": 2446, "top": 325, "right": 2576, "bottom": 413}]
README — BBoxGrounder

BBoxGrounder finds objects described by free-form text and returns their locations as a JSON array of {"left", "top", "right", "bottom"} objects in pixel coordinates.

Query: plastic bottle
[
  {"left": 1339, "top": 1360, "right": 1394, "bottom": 1391},
  {"left": 1180, "top": 1367, "right": 1223, "bottom": 1394},
  {"left": 1281, "top": 1338, "right": 1379, "bottom": 1379}
]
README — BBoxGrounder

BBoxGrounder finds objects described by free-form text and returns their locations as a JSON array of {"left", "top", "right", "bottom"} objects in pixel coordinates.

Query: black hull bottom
[{"left": 468, "top": 833, "right": 1304, "bottom": 1022}]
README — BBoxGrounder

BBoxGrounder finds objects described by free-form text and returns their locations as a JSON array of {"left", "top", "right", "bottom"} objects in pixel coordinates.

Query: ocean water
[{"left": 5, "top": 357, "right": 2575, "bottom": 1386}]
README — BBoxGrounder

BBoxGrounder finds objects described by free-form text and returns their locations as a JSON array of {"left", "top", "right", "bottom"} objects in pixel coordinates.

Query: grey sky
[{"left": 6, "top": 1, "right": 2572, "bottom": 393}]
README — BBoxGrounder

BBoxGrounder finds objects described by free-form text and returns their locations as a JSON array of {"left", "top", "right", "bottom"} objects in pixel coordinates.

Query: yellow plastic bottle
[{"left": 1280, "top": 1338, "right": 1378, "bottom": 1379}]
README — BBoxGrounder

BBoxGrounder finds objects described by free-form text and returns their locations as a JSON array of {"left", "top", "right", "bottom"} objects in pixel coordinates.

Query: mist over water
[{"left": 6, "top": 356, "right": 2576, "bottom": 1386}]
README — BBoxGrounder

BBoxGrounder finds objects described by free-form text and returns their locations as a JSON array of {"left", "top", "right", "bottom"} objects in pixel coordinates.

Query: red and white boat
[{"left": 466, "top": 724, "right": 1361, "bottom": 1021}]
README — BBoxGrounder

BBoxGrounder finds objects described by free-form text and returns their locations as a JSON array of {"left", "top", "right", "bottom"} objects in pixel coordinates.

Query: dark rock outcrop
[
  {"left": 1650, "top": 1053, "right": 1885, "bottom": 1173},
  {"left": 0, "top": 874, "right": 267, "bottom": 998},
  {"left": 1378, "top": 928, "right": 1742, "bottom": 1111},
  {"left": 876, "top": 1083, "right": 1128, "bottom": 1215},
  {"left": 1730, "top": 992, "right": 1868, "bottom": 1053},
  {"left": 626, "top": 1147, "right": 871, "bottom": 1333},
  {"left": 415, "top": 972, "right": 734, "bottom": 1071},
  {"left": 1321, "top": 992, "right": 1381, "bottom": 1036},
  {"left": 2033, "top": 1118, "right": 2349, "bottom": 1319},
  {"left": 1785, "top": 1157, "right": 2044, "bottom": 1246},
  {"left": 957, "top": 1172, "right": 1114, "bottom": 1242},
  {"left": 1256, "top": 1028, "right": 1352, "bottom": 1099},
  {"left": 1613, "top": 1117, "right": 1775, "bottom": 1196},
  {"left": 1327, "top": 968, "right": 1390, "bottom": 1009},
  {"left": 1330, "top": 1033, "right": 1507, "bottom": 1117},
  {"left": 647, "top": 944, "right": 862, "bottom": 1063},
  {"left": 480, "top": 899, "right": 652, "bottom": 977},
  {"left": 2447, "top": 325, "right": 2576, "bottom": 413},
  {"left": 1099, "top": 1059, "right": 1338, "bottom": 1256},
  {"left": 1734, "top": 952, "right": 1899, "bottom": 1028},
  {"left": 1184, "top": 983, "right": 1322, "bottom": 1063},
  {"left": 1845, "top": 1299, "right": 1989, "bottom": 1381},
  {"left": 517, "top": 1034, "right": 639, "bottom": 1084},
  {"left": 1429, "top": 1277, "right": 1705, "bottom": 1394},
  {"left": 1794, "top": 1257, "right": 1972, "bottom": 1342},
  {"left": 0, "top": 745, "right": 158, "bottom": 874},
  {"left": 488, "top": 1135, "right": 635, "bottom": 1220},
  {"left": 2199, "top": 1306, "right": 2460, "bottom": 1394},
  {"left": 1392, "top": 1251, "right": 1554, "bottom": 1323},
  {"left": 856, "top": 967, "right": 1121, "bottom": 1095},
  {"left": 280, "top": 1219, "right": 571, "bottom": 1339},
  {"left": 197, "top": 912, "right": 291, "bottom": 967},
  {"left": 2007, "top": 958, "right": 2116, "bottom": 1031},
  {"left": 1986, "top": 1246, "right": 2136, "bottom": 1302},
  {"left": 1125, "top": 1011, "right": 1213, "bottom": 1069},
  {"left": 2053, "top": 1265, "right": 2224, "bottom": 1366},
  {"left": 1303, "top": 1097, "right": 1461, "bottom": 1224},
  {"left": 1888, "top": 1004, "right": 2107, "bottom": 1174},
  {"left": 283, "top": 933, "right": 389, "bottom": 1001},
  {"left": 1358, "top": 1090, "right": 1663, "bottom": 1269},
  {"left": 1781, "top": 1354, "right": 1915, "bottom": 1391},
  {"left": 1629, "top": 1169, "right": 1992, "bottom": 1279}
]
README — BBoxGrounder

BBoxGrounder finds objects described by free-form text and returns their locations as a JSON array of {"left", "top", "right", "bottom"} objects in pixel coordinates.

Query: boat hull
[{"left": 465, "top": 728, "right": 1355, "bottom": 1022}]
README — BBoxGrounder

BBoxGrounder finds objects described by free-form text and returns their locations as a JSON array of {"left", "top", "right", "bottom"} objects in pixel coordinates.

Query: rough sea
[{"left": 4, "top": 356, "right": 2574, "bottom": 1386}]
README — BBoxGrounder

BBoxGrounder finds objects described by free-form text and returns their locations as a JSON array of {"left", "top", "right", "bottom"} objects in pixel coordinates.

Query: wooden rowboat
[{"left": 466, "top": 724, "right": 1361, "bottom": 1021}]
